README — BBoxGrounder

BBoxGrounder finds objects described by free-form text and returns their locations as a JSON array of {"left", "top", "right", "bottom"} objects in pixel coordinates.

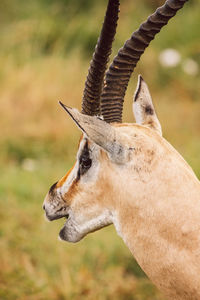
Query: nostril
[{"left": 43, "top": 204, "right": 45, "bottom": 210}]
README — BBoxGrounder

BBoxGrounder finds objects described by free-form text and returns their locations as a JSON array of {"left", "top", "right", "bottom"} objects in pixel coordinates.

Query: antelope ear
[
  {"left": 59, "top": 102, "right": 127, "bottom": 163},
  {"left": 133, "top": 75, "right": 162, "bottom": 136}
]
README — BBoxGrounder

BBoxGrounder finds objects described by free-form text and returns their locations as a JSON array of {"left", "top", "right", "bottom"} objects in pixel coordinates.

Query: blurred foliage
[
  {"left": 0, "top": 0, "right": 199, "bottom": 299},
  {"left": 0, "top": 0, "right": 199, "bottom": 60}
]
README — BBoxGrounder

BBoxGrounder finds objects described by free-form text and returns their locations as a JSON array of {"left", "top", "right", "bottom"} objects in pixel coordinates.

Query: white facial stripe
[
  {"left": 56, "top": 135, "right": 101, "bottom": 207},
  {"left": 57, "top": 136, "right": 89, "bottom": 196},
  {"left": 56, "top": 161, "right": 79, "bottom": 197}
]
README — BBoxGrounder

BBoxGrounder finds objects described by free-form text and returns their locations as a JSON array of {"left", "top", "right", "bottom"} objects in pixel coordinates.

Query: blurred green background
[{"left": 0, "top": 0, "right": 199, "bottom": 299}]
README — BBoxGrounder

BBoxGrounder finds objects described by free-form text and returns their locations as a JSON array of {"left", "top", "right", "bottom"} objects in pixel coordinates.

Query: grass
[{"left": 0, "top": 0, "right": 200, "bottom": 299}]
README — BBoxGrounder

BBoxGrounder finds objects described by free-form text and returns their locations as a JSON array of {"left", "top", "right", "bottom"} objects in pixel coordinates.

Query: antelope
[{"left": 43, "top": 0, "right": 200, "bottom": 299}]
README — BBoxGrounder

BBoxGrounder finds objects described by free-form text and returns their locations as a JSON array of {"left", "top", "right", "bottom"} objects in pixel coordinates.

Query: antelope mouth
[
  {"left": 59, "top": 222, "right": 68, "bottom": 240},
  {"left": 58, "top": 213, "right": 83, "bottom": 243},
  {"left": 46, "top": 212, "right": 69, "bottom": 222},
  {"left": 50, "top": 213, "right": 72, "bottom": 241},
  {"left": 59, "top": 214, "right": 69, "bottom": 233}
]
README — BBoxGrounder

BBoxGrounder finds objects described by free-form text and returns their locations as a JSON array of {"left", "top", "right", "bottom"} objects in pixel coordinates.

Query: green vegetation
[{"left": 0, "top": 0, "right": 199, "bottom": 299}]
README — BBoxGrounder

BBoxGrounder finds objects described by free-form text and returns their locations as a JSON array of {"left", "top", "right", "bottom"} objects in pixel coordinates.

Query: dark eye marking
[
  {"left": 80, "top": 155, "right": 92, "bottom": 168},
  {"left": 78, "top": 141, "right": 92, "bottom": 178}
]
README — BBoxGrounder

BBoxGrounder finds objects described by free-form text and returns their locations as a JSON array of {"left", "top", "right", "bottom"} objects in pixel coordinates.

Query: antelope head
[
  {"left": 43, "top": 0, "right": 189, "bottom": 243},
  {"left": 43, "top": 76, "right": 164, "bottom": 243}
]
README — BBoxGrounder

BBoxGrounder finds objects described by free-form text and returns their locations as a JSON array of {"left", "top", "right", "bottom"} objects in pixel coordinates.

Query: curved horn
[
  {"left": 100, "top": 0, "right": 188, "bottom": 123},
  {"left": 81, "top": 0, "right": 120, "bottom": 116}
]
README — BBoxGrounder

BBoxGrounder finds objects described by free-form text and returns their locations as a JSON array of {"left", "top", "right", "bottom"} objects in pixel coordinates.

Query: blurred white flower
[
  {"left": 182, "top": 58, "right": 199, "bottom": 76},
  {"left": 159, "top": 48, "right": 181, "bottom": 68},
  {"left": 21, "top": 158, "right": 36, "bottom": 172}
]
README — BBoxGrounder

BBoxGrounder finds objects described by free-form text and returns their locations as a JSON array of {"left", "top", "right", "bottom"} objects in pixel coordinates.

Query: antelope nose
[{"left": 43, "top": 193, "right": 49, "bottom": 211}]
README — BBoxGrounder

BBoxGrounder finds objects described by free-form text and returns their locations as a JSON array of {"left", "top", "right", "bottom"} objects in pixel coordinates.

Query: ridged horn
[
  {"left": 81, "top": 0, "right": 120, "bottom": 116},
  {"left": 100, "top": 0, "right": 188, "bottom": 123}
]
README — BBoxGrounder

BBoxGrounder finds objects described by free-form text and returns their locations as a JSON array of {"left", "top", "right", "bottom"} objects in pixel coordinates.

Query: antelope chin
[{"left": 59, "top": 218, "right": 84, "bottom": 243}]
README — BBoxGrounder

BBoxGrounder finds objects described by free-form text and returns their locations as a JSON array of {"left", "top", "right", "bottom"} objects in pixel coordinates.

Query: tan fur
[{"left": 108, "top": 126, "right": 200, "bottom": 300}]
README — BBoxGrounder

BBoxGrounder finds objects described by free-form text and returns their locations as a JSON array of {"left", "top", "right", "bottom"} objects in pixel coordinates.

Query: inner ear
[{"left": 133, "top": 75, "right": 162, "bottom": 136}]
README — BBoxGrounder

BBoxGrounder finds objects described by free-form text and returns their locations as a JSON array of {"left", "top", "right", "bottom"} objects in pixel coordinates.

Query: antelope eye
[
  {"left": 81, "top": 156, "right": 92, "bottom": 168},
  {"left": 78, "top": 142, "right": 92, "bottom": 177},
  {"left": 78, "top": 154, "right": 92, "bottom": 177}
]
